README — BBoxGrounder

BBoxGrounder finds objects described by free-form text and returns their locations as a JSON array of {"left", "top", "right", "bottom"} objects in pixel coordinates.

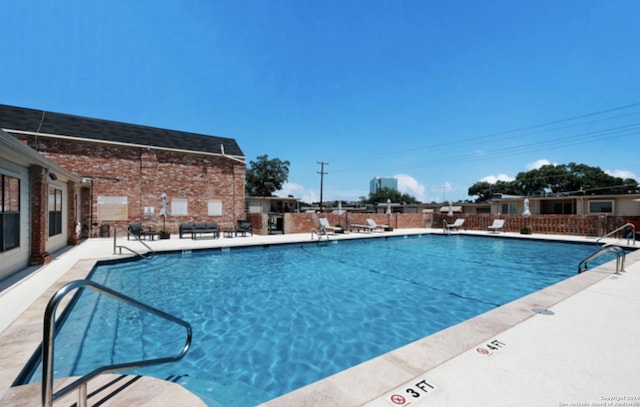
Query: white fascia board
[{"left": 3, "top": 129, "right": 246, "bottom": 164}]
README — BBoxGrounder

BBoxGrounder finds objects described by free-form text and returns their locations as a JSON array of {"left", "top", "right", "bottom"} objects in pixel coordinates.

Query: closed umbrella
[
  {"left": 522, "top": 198, "right": 531, "bottom": 217},
  {"left": 386, "top": 199, "right": 391, "bottom": 228},
  {"left": 160, "top": 193, "right": 167, "bottom": 231}
]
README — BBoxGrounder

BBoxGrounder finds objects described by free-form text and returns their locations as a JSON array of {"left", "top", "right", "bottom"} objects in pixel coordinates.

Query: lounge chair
[
  {"left": 349, "top": 222, "right": 373, "bottom": 232},
  {"left": 366, "top": 218, "right": 388, "bottom": 232},
  {"left": 445, "top": 218, "right": 465, "bottom": 231},
  {"left": 488, "top": 219, "right": 505, "bottom": 233},
  {"left": 319, "top": 218, "right": 342, "bottom": 234}
]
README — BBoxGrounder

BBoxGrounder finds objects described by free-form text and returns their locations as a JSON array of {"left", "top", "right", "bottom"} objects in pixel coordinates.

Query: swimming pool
[{"left": 24, "top": 235, "right": 606, "bottom": 406}]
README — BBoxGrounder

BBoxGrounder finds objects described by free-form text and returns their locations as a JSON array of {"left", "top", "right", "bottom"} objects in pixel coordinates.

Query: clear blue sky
[{"left": 2, "top": 1, "right": 639, "bottom": 203}]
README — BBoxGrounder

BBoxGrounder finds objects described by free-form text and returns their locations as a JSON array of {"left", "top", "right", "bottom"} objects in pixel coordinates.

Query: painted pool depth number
[
  {"left": 476, "top": 339, "right": 506, "bottom": 356},
  {"left": 387, "top": 377, "right": 436, "bottom": 406}
]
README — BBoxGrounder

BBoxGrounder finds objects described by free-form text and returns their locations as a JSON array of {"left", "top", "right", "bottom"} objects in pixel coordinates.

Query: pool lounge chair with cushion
[
  {"left": 488, "top": 219, "right": 505, "bottom": 233},
  {"left": 445, "top": 218, "right": 465, "bottom": 231},
  {"left": 366, "top": 218, "right": 389, "bottom": 232},
  {"left": 319, "top": 218, "right": 342, "bottom": 234}
]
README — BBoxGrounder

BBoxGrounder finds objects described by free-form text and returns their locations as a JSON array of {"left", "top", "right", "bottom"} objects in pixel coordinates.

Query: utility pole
[{"left": 317, "top": 161, "right": 328, "bottom": 213}]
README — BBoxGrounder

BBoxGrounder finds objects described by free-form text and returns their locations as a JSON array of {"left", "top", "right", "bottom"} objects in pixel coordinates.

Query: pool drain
[{"left": 531, "top": 307, "right": 554, "bottom": 315}]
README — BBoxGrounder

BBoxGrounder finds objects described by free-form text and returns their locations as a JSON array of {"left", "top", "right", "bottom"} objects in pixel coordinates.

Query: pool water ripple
[{"left": 25, "top": 235, "right": 611, "bottom": 406}]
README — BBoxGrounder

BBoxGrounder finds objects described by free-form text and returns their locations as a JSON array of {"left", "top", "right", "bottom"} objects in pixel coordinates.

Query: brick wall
[
  {"left": 16, "top": 135, "right": 246, "bottom": 236},
  {"left": 28, "top": 165, "right": 52, "bottom": 265},
  {"left": 279, "top": 212, "right": 429, "bottom": 234},
  {"left": 245, "top": 212, "right": 635, "bottom": 238},
  {"left": 432, "top": 214, "right": 621, "bottom": 236}
]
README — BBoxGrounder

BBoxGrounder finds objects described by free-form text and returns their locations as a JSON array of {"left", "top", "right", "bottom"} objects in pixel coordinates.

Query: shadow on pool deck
[{"left": 0, "top": 229, "right": 638, "bottom": 406}]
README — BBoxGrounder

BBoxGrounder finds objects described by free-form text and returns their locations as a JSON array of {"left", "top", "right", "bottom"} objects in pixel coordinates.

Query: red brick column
[
  {"left": 67, "top": 180, "right": 79, "bottom": 245},
  {"left": 29, "top": 166, "right": 52, "bottom": 265}
]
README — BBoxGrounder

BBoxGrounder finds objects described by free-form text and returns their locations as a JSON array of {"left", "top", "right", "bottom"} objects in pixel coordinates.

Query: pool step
[
  {"left": 170, "top": 375, "right": 264, "bottom": 407},
  {"left": 0, "top": 374, "right": 207, "bottom": 406}
]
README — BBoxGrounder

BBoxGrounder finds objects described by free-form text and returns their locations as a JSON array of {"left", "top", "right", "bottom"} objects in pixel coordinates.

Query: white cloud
[
  {"left": 394, "top": 174, "right": 427, "bottom": 202},
  {"left": 605, "top": 169, "right": 638, "bottom": 181},
  {"left": 479, "top": 174, "right": 514, "bottom": 184},
  {"left": 526, "top": 159, "right": 554, "bottom": 170},
  {"left": 276, "top": 182, "right": 318, "bottom": 203}
]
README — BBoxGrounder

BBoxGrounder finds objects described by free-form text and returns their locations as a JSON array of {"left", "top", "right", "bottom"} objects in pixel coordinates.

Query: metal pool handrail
[
  {"left": 596, "top": 222, "right": 636, "bottom": 246},
  {"left": 310, "top": 227, "right": 329, "bottom": 241},
  {"left": 113, "top": 224, "right": 155, "bottom": 259},
  {"left": 578, "top": 245, "right": 625, "bottom": 274},
  {"left": 42, "top": 279, "right": 192, "bottom": 407}
]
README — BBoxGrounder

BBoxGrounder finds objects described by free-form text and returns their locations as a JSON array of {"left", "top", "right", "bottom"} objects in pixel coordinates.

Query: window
[
  {"left": 171, "top": 198, "right": 188, "bottom": 216},
  {"left": 500, "top": 203, "right": 518, "bottom": 215},
  {"left": 49, "top": 187, "right": 63, "bottom": 236},
  {"left": 208, "top": 200, "right": 222, "bottom": 216},
  {"left": 588, "top": 200, "right": 613, "bottom": 214},
  {"left": 553, "top": 202, "right": 574, "bottom": 214},
  {"left": 1, "top": 174, "right": 20, "bottom": 252}
]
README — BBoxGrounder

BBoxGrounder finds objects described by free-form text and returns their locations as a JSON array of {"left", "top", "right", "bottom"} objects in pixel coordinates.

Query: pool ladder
[
  {"left": 578, "top": 245, "right": 626, "bottom": 274},
  {"left": 113, "top": 224, "right": 155, "bottom": 259},
  {"left": 41, "top": 280, "right": 192, "bottom": 407},
  {"left": 595, "top": 222, "right": 636, "bottom": 247},
  {"left": 311, "top": 227, "right": 329, "bottom": 241}
]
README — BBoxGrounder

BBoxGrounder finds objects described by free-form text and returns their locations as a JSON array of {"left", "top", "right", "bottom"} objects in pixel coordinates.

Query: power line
[
  {"left": 333, "top": 102, "right": 640, "bottom": 164},
  {"left": 332, "top": 122, "right": 640, "bottom": 174}
]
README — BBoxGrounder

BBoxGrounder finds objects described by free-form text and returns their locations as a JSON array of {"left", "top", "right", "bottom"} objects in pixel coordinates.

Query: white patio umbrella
[
  {"left": 160, "top": 193, "right": 167, "bottom": 231},
  {"left": 522, "top": 198, "right": 531, "bottom": 217},
  {"left": 447, "top": 201, "right": 453, "bottom": 217},
  {"left": 386, "top": 199, "right": 392, "bottom": 227}
]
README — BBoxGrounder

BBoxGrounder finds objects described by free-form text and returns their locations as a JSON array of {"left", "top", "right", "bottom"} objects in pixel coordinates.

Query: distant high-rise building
[{"left": 370, "top": 177, "right": 398, "bottom": 194}]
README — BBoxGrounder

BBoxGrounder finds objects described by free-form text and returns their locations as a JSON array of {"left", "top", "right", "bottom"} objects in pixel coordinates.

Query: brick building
[{"left": 0, "top": 104, "right": 245, "bottom": 276}]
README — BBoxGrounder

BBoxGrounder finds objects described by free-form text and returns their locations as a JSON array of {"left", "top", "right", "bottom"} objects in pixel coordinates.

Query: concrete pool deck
[{"left": 0, "top": 229, "right": 638, "bottom": 406}]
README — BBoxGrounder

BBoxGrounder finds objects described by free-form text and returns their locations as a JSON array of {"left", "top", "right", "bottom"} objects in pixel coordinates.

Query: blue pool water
[{"left": 26, "top": 235, "right": 608, "bottom": 406}]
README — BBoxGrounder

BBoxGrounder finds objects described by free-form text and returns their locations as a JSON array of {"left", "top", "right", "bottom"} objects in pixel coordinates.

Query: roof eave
[
  {"left": 0, "top": 130, "right": 82, "bottom": 182},
  {"left": 3, "top": 129, "right": 246, "bottom": 164}
]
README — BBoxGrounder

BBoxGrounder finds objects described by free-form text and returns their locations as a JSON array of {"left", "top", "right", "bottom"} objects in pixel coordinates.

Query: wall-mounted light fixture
[{"left": 49, "top": 172, "right": 58, "bottom": 181}]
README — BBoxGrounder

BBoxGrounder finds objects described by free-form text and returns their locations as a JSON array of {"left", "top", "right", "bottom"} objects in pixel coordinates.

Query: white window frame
[
  {"left": 208, "top": 199, "right": 222, "bottom": 216},
  {"left": 171, "top": 198, "right": 188, "bottom": 216},
  {"left": 501, "top": 202, "right": 518, "bottom": 215},
  {"left": 588, "top": 200, "right": 614, "bottom": 214}
]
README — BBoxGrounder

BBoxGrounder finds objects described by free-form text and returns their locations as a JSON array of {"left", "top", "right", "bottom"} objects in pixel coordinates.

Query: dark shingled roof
[{"left": 0, "top": 104, "right": 244, "bottom": 158}]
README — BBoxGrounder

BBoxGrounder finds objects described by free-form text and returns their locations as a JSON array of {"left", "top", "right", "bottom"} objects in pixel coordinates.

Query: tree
[
  {"left": 245, "top": 155, "right": 290, "bottom": 196},
  {"left": 468, "top": 162, "right": 639, "bottom": 202},
  {"left": 468, "top": 180, "right": 518, "bottom": 202},
  {"left": 366, "top": 187, "right": 420, "bottom": 204}
]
